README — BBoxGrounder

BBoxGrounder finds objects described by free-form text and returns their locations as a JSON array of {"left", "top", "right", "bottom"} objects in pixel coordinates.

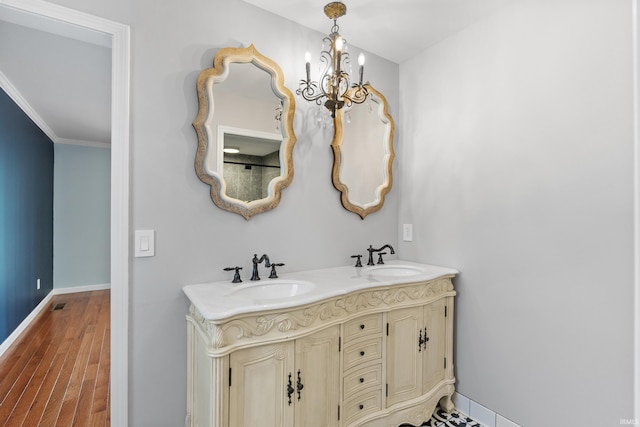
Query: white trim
[
  {"left": 53, "top": 283, "right": 111, "bottom": 294},
  {"left": 0, "top": 4, "right": 111, "bottom": 47},
  {"left": 453, "top": 392, "right": 522, "bottom": 427},
  {"left": 108, "top": 18, "right": 131, "bottom": 427},
  {"left": 0, "top": 283, "right": 112, "bottom": 359},
  {"left": 0, "top": 70, "right": 58, "bottom": 143},
  {"left": 633, "top": 0, "right": 640, "bottom": 421},
  {"left": 0, "top": 291, "right": 55, "bottom": 358},
  {"left": 0, "top": 1, "right": 131, "bottom": 426},
  {"left": 57, "top": 138, "right": 111, "bottom": 149}
]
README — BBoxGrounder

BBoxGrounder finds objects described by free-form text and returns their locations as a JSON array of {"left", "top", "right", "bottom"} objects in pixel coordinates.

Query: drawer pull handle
[
  {"left": 423, "top": 327, "right": 429, "bottom": 351},
  {"left": 360, "top": 351, "right": 365, "bottom": 356},
  {"left": 419, "top": 327, "right": 430, "bottom": 352},
  {"left": 359, "top": 404, "right": 364, "bottom": 410},
  {"left": 286, "top": 373, "right": 294, "bottom": 406},
  {"left": 359, "top": 377, "right": 364, "bottom": 383},
  {"left": 296, "top": 369, "right": 304, "bottom": 401},
  {"left": 360, "top": 324, "right": 365, "bottom": 330}
]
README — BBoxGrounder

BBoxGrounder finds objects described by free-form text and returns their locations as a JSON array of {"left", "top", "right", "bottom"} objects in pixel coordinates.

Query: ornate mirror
[
  {"left": 193, "top": 45, "right": 296, "bottom": 220},
  {"left": 331, "top": 84, "right": 395, "bottom": 219}
]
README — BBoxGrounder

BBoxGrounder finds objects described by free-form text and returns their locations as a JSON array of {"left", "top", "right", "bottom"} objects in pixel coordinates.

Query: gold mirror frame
[
  {"left": 193, "top": 45, "right": 296, "bottom": 220},
  {"left": 331, "top": 84, "right": 395, "bottom": 219}
]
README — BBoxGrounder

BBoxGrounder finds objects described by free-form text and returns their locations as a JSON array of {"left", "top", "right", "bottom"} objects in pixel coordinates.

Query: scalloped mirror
[
  {"left": 331, "top": 84, "right": 395, "bottom": 219},
  {"left": 193, "top": 45, "right": 296, "bottom": 220}
]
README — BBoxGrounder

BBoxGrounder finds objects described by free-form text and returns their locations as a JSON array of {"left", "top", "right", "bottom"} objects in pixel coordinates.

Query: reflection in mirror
[
  {"left": 193, "top": 45, "right": 296, "bottom": 220},
  {"left": 217, "top": 126, "right": 282, "bottom": 202},
  {"left": 332, "top": 84, "right": 395, "bottom": 219}
]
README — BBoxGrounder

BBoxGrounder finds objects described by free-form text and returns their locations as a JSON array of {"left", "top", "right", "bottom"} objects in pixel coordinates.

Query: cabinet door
[
  {"left": 386, "top": 306, "right": 423, "bottom": 407},
  {"left": 229, "top": 342, "right": 294, "bottom": 427},
  {"left": 423, "top": 298, "right": 447, "bottom": 392},
  {"left": 294, "top": 326, "right": 341, "bottom": 427}
]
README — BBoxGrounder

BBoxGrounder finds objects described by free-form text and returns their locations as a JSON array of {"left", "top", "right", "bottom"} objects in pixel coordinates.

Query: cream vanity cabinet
[
  {"left": 228, "top": 326, "right": 340, "bottom": 427},
  {"left": 185, "top": 270, "right": 456, "bottom": 427},
  {"left": 386, "top": 299, "right": 451, "bottom": 407}
]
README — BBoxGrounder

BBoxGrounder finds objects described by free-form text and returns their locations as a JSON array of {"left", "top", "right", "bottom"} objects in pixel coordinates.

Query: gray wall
[
  {"left": 33, "top": 0, "right": 637, "bottom": 425},
  {"left": 398, "top": 1, "right": 634, "bottom": 426},
  {"left": 46, "top": 0, "right": 399, "bottom": 425},
  {"left": 53, "top": 144, "right": 110, "bottom": 288}
]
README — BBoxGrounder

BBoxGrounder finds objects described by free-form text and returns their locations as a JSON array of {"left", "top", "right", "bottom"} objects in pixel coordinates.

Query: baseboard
[
  {"left": 0, "top": 283, "right": 111, "bottom": 359},
  {"left": 453, "top": 392, "right": 521, "bottom": 427},
  {"left": 53, "top": 283, "right": 111, "bottom": 294},
  {"left": 0, "top": 290, "right": 54, "bottom": 358}
]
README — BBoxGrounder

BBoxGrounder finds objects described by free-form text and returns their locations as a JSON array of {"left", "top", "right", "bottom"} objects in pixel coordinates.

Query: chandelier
[{"left": 297, "top": 1, "right": 369, "bottom": 118}]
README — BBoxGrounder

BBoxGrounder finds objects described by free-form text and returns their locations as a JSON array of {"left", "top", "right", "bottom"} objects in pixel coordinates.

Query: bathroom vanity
[{"left": 183, "top": 261, "right": 457, "bottom": 427}]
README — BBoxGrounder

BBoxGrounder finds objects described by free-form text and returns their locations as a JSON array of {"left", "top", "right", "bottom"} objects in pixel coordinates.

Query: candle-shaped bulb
[
  {"left": 358, "top": 53, "right": 365, "bottom": 85},
  {"left": 334, "top": 37, "right": 344, "bottom": 76},
  {"left": 304, "top": 52, "right": 311, "bottom": 82}
]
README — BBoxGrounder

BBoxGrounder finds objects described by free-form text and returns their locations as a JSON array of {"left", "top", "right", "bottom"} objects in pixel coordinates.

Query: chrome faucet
[
  {"left": 366, "top": 244, "right": 395, "bottom": 265},
  {"left": 251, "top": 254, "right": 271, "bottom": 280}
]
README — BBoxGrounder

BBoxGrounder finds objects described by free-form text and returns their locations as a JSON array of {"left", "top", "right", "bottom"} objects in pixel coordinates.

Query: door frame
[
  {"left": 0, "top": 0, "right": 131, "bottom": 425},
  {"left": 633, "top": 0, "right": 640, "bottom": 421}
]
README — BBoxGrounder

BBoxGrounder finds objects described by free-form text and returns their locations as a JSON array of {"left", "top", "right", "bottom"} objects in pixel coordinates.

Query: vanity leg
[{"left": 439, "top": 393, "right": 455, "bottom": 413}]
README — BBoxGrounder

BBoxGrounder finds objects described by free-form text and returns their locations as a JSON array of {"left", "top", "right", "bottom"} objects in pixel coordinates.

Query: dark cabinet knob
[{"left": 360, "top": 351, "right": 365, "bottom": 356}]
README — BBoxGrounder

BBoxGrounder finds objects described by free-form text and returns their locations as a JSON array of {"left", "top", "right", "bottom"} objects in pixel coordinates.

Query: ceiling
[
  {"left": 0, "top": 5, "right": 111, "bottom": 148},
  {"left": 0, "top": 0, "right": 511, "bottom": 148},
  {"left": 242, "top": 0, "right": 512, "bottom": 64}
]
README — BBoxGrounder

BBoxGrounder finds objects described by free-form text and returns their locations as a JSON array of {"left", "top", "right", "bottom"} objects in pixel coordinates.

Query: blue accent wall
[{"left": 0, "top": 88, "right": 54, "bottom": 343}]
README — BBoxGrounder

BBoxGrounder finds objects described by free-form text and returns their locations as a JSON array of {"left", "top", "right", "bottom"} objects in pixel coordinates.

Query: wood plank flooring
[{"left": 0, "top": 290, "right": 110, "bottom": 427}]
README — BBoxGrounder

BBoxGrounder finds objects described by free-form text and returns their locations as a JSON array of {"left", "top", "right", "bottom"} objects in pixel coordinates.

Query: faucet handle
[
  {"left": 223, "top": 266, "right": 243, "bottom": 283},
  {"left": 351, "top": 255, "right": 363, "bottom": 267},
  {"left": 376, "top": 252, "right": 387, "bottom": 265},
  {"left": 269, "top": 263, "right": 285, "bottom": 279}
]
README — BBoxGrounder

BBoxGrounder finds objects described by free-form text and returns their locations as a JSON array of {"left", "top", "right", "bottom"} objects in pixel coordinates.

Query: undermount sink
[
  {"left": 364, "top": 264, "right": 425, "bottom": 277},
  {"left": 228, "top": 280, "right": 315, "bottom": 300}
]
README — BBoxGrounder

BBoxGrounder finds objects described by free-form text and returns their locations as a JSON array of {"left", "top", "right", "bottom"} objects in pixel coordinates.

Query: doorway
[{"left": 0, "top": 1, "right": 130, "bottom": 425}]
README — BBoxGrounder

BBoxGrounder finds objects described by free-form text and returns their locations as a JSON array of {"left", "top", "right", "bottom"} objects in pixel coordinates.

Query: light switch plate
[
  {"left": 403, "top": 224, "right": 413, "bottom": 242},
  {"left": 135, "top": 230, "right": 155, "bottom": 257}
]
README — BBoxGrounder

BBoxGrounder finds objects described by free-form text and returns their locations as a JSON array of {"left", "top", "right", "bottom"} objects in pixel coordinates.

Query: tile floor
[{"left": 400, "top": 406, "right": 483, "bottom": 427}]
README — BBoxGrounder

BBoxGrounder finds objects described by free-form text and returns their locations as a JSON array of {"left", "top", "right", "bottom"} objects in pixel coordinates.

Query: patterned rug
[{"left": 399, "top": 406, "right": 483, "bottom": 427}]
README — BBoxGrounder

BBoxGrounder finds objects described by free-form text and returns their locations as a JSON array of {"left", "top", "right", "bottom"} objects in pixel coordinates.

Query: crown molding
[
  {"left": 0, "top": 70, "right": 58, "bottom": 143},
  {"left": 57, "top": 138, "right": 111, "bottom": 149},
  {"left": 0, "top": 71, "right": 111, "bottom": 148}
]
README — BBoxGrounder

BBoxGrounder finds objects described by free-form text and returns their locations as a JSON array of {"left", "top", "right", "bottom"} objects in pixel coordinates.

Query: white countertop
[{"left": 183, "top": 260, "right": 458, "bottom": 321}]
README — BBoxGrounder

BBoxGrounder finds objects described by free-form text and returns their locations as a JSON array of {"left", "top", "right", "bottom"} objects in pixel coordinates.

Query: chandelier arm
[
  {"left": 344, "top": 84, "right": 369, "bottom": 105},
  {"left": 297, "top": 81, "right": 327, "bottom": 104}
]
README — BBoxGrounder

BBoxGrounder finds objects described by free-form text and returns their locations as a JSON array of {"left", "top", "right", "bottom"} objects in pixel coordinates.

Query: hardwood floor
[{"left": 0, "top": 290, "right": 110, "bottom": 427}]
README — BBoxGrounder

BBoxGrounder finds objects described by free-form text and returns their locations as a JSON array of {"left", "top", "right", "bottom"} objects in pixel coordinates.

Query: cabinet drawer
[
  {"left": 344, "top": 314, "right": 383, "bottom": 341},
  {"left": 344, "top": 337, "right": 382, "bottom": 371},
  {"left": 343, "top": 389, "right": 382, "bottom": 425},
  {"left": 343, "top": 363, "right": 382, "bottom": 398}
]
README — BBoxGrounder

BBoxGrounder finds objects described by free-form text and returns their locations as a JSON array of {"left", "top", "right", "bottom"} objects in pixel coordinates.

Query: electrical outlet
[
  {"left": 403, "top": 224, "right": 413, "bottom": 242},
  {"left": 37, "top": 278, "right": 41, "bottom": 290}
]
